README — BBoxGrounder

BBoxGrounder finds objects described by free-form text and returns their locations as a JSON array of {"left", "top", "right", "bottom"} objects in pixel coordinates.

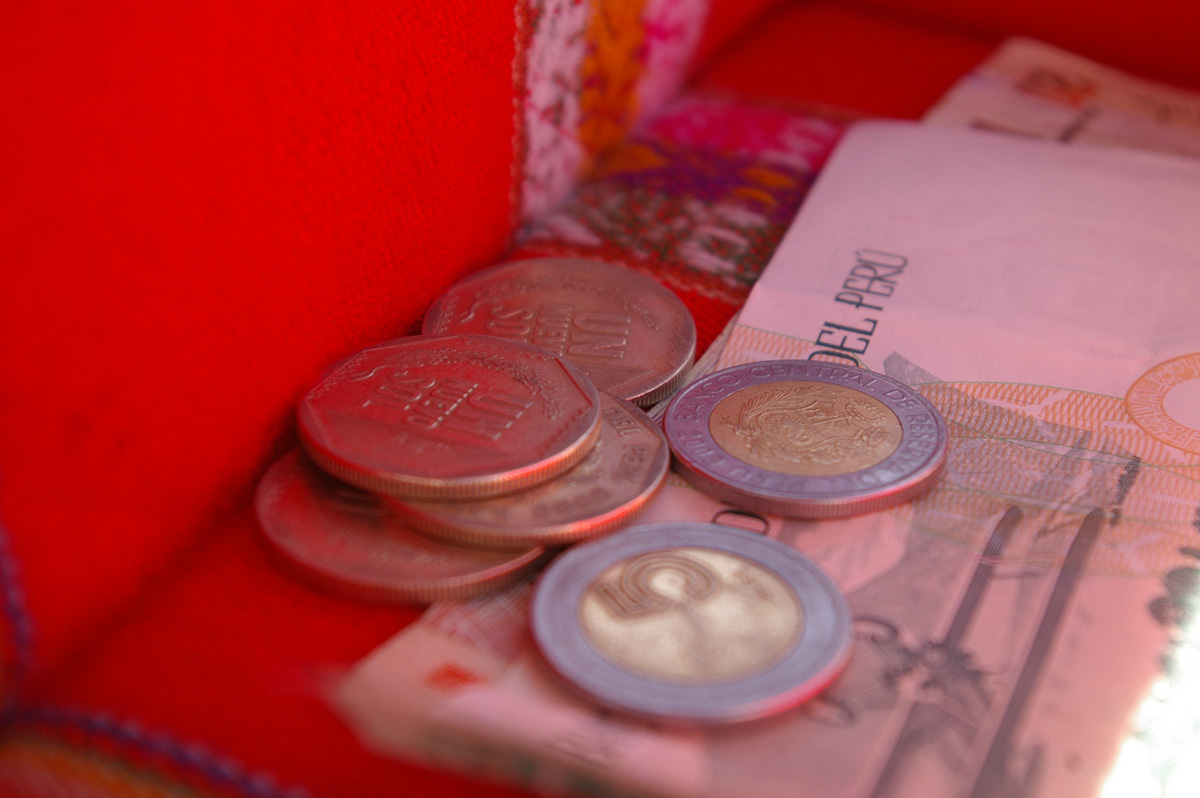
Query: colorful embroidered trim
[
  {"left": 514, "top": 0, "right": 712, "bottom": 223},
  {"left": 514, "top": 93, "right": 844, "bottom": 306}
]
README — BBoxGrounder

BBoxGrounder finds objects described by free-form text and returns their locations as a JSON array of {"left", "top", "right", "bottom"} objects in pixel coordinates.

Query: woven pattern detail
[{"left": 513, "top": 94, "right": 845, "bottom": 351}]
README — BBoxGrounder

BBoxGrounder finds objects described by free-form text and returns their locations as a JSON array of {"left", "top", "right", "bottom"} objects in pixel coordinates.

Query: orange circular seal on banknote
[{"left": 1125, "top": 352, "right": 1200, "bottom": 456}]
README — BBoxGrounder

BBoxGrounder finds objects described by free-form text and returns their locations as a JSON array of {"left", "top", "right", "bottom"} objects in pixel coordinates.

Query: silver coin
[
  {"left": 663, "top": 360, "right": 948, "bottom": 518},
  {"left": 297, "top": 334, "right": 601, "bottom": 500},
  {"left": 254, "top": 449, "right": 548, "bottom": 604},
  {"left": 389, "top": 392, "right": 670, "bottom": 548},
  {"left": 530, "top": 522, "right": 853, "bottom": 725},
  {"left": 422, "top": 257, "right": 696, "bottom": 407}
]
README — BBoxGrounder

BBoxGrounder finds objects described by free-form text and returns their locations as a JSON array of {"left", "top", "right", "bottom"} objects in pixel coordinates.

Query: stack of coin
[
  {"left": 255, "top": 448, "right": 551, "bottom": 604},
  {"left": 255, "top": 258, "right": 689, "bottom": 603},
  {"left": 252, "top": 256, "right": 953, "bottom": 721}
]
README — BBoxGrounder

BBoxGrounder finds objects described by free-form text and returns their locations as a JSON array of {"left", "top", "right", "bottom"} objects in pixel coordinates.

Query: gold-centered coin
[
  {"left": 578, "top": 547, "right": 803, "bottom": 683},
  {"left": 530, "top": 522, "right": 853, "bottom": 724},
  {"left": 708, "top": 381, "right": 902, "bottom": 477},
  {"left": 664, "top": 361, "right": 949, "bottom": 518}
]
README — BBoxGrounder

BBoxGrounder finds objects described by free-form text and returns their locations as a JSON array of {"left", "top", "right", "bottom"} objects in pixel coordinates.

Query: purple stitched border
[
  {"left": 15, "top": 704, "right": 310, "bottom": 798},
  {"left": 0, "top": 515, "right": 35, "bottom": 711},
  {"left": 0, "top": 516, "right": 307, "bottom": 798}
]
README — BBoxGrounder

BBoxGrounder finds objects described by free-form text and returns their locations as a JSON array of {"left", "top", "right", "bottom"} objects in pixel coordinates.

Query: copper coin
[
  {"left": 254, "top": 449, "right": 548, "bottom": 604},
  {"left": 663, "top": 360, "right": 948, "bottom": 517},
  {"left": 388, "top": 392, "right": 670, "bottom": 548},
  {"left": 530, "top": 522, "right": 852, "bottom": 724},
  {"left": 422, "top": 258, "right": 696, "bottom": 407},
  {"left": 297, "top": 334, "right": 601, "bottom": 500}
]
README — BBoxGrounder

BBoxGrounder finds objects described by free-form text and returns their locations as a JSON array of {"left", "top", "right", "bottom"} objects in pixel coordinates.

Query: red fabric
[
  {"left": 693, "top": 0, "right": 791, "bottom": 67},
  {"left": 846, "top": 0, "right": 1200, "bottom": 88},
  {"left": 14, "top": 516, "right": 529, "bottom": 797},
  {"left": 693, "top": 0, "right": 1001, "bottom": 118},
  {"left": 5, "top": 0, "right": 1200, "bottom": 796},
  {"left": 0, "top": 1, "right": 812, "bottom": 795},
  {"left": 1, "top": 1, "right": 519, "bottom": 690},
  {"left": 0, "top": 0, "right": 794, "bottom": 699}
]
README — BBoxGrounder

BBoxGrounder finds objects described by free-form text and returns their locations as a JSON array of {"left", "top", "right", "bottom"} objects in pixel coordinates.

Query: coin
[
  {"left": 388, "top": 392, "right": 670, "bottom": 548},
  {"left": 297, "top": 334, "right": 602, "bottom": 500},
  {"left": 663, "top": 360, "right": 948, "bottom": 517},
  {"left": 529, "top": 522, "right": 852, "bottom": 724},
  {"left": 422, "top": 257, "right": 696, "bottom": 407},
  {"left": 254, "top": 449, "right": 549, "bottom": 603}
]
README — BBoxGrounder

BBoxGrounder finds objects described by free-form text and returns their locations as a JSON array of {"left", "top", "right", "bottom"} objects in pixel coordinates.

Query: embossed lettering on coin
[
  {"left": 490, "top": 302, "right": 633, "bottom": 361},
  {"left": 578, "top": 547, "right": 803, "bottom": 683},
  {"left": 423, "top": 258, "right": 696, "bottom": 406},
  {"left": 709, "top": 381, "right": 902, "bottom": 477},
  {"left": 361, "top": 371, "right": 534, "bottom": 443},
  {"left": 298, "top": 334, "right": 601, "bottom": 500}
]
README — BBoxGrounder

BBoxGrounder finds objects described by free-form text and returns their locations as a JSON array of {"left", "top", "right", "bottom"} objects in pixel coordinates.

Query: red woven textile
[
  {"left": 4, "top": 0, "right": 1200, "bottom": 795},
  {"left": 0, "top": 1, "right": 786, "bottom": 794},
  {"left": 0, "top": 0, "right": 773, "bottom": 694}
]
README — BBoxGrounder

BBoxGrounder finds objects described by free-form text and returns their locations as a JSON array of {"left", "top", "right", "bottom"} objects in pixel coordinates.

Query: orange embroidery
[{"left": 578, "top": 0, "right": 650, "bottom": 160}]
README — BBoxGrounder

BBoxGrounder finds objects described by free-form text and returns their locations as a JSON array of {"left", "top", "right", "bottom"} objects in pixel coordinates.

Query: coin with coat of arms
[{"left": 663, "top": 360, "right": 948, "bottom": 517}]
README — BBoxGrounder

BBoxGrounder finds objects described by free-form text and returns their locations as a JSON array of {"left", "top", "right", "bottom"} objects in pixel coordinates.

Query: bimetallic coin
[
  {"left": 530, "top": 523, "right": 852, "bottom": 724},
  {"left": 298, "top": 334, "right": 601, "bottom": 500},
  {"left": 254, "top": 450, "right": 548, "bottom": 604},
  {"left": 422, "top": 258, "right": 696, "bottom": 407},
  {"left": 389, "top": 392, "right": 669, "bottom": 548},
  {"left": 664, "top": 360, "right": 948, "bottom": 518}
]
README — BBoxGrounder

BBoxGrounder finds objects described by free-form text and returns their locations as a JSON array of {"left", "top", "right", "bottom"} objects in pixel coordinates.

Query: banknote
[
  {"left": 695, "top": 121, "right": 1200, "bottom": 797},
  {"left": 925, "top": 36, "right": 1200, "bottom": 159},
  {"left": 336, "top": 123, "right": 1200, "bottom": 797}
]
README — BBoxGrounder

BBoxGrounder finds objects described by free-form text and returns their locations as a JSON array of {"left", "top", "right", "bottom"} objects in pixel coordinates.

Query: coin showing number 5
[{"left": 529, "top": 522, "right": 853, "bottom": 725}]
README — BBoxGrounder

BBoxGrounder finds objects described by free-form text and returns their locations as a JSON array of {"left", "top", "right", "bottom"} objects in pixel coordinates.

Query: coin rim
[
  {"left": 255, "top": 449, "right": 549, "bottom": 605},
  {"left": 387, "top": 393, "right": 670, "bottom": 548},
  {"left": 297, "top": 334, "right": 603, "bottom": 501},
  {"left": 664, "top": 361, "right": 948, "bottom": 518},
  {"left": 529, "top": 522, "right": 853, "bottom": 724},
  {"left": 422, "top": 257, "right": 697, "bottom": 407}
]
